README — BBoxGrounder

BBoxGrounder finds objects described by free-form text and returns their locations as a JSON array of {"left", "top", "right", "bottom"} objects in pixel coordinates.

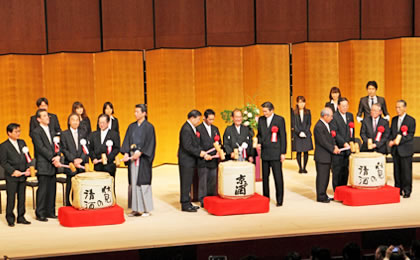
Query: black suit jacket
[
  {"left": 196, "top": 123, "right": 221, "bottom": 169},
  {"left": 293, "top": 110, "right": 312, "bottom": 138},
  {"left": 61, "top": 129, "right": 88, "bottom": 166},
  {"left": 223, "top": 124, "right": 254, "bottom": 158},
  {"left": 360, "top": 116, "right": 390, "bottom": 154},
  {"left": 29, "top": 113, "right": 61, "bottom": 138},
  {"left": 0, "top": 139, "right": 30, "bottom": 182},
  {"left": 257, "top": 114, "right": 287, "bottom": 161},
  {"left": 314, "top": 120, "right": 335, "bottom": 164},
  {"left": 31, "top": 126, "right": 58, "bottom": 176},
  {"left": 390, "top": 114, "right": 416, "bottom": 157},
  {"left": 97, "top": 117, "right": 119, "bottom": 134},
  {"left": 330, "top": 111, "right": 355, "bottom": 154},
  {"left": 178, "top": 122, "right": 202, "bottom": 168},
  {"left": 89, "top": 129, "right": 120, "bottom": 172},
  {"left": 357, "top": 96, "right": 389, "bottom": 118},
  {"left": 325, "top": 101, "right": 338, "bottom": 113}
]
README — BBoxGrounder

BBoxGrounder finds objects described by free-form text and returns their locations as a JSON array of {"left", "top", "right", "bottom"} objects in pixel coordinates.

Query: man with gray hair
[
  {"left": 314, "top": 107, "right": 340, "bottom": 203},
  {"left": 360, "top": 103, "right": 390, "bottom": 154}
]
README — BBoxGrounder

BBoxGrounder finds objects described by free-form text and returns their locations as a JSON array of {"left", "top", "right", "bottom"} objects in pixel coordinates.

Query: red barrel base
[
  {"left": 58, "top": 204, "right": 126, "bottom": 227},
  {"left": 204, "top": 193, "right": 270, "bottom": 216}
]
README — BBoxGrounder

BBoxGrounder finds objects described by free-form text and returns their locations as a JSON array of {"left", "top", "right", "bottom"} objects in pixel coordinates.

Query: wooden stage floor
[{"left": 1, "top": 158, "right": 420, "bottom": 259}]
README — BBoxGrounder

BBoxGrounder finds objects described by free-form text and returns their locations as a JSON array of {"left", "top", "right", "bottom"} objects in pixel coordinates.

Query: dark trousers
[
  {"left": 332, "top": 154, "right": 349, "bottom": 191},
  {"left": 262, "top": 160, "right": 284, "bottom": 205},
  {"left": 315, "top": 162, "right": 331, "bottom": 201},
  {"left": 179, "top": 165, "right": 195, "bottom": 209},
  {"left": 393, "top": 153, "right": 413, "bottom": 196},
  {"left": 36, "top": 175, "right": 57, "bottom": 218},
  {"left": 5, "top": 180, "right": 26, "bottom": 224},
  {"left": 197, "top": 167, "right": 217, "bottom": 203}
]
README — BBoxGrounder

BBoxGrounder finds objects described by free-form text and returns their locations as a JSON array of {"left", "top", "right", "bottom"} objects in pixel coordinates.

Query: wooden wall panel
[
  {"left": 256, "top": 0, "right": 307, "bottom": 43},
  {"left": 195, "top": 47, "right": 244, "bottom": 130},
  {"left": 147, "top": 49, "right": 195, "bottom": 164},
  {"left": 384, "top": 39, "right": 402, "bottom": 121},
  {"left": 361, "top": 0, "right": 413, "bottom": 39},
  {"left": 102, "top": 0, "right": 154, "bottom": 50},
  {"left": 0, "top": 0, "right": 46, "bottom": 54},
  {"left": 400, "top": 38, "right": 420, "bottom": 135},
  {"left": 206, "top": 0, "right": 255, "bottom": 46},
  {"left": 308, "top": 0, "right": 360, "bottom": 41},
  {"left": 46, "top": 0, "right": 101, "bottom": 52},
  {"left": 43, "top": 53, "right": 95, "bottom": 129},
  {"left": 243, "top": 45, "right": 291, "bottom": 156},
  {"left": 154, "top": 0, "right": 205, "bottom": 48}
]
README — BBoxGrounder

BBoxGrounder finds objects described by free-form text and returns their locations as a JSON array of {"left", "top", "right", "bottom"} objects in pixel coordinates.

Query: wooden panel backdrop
[
  {"left": 148, "top": 45, "right": 290, "bottom": 164},
  {"left": 0, "top": 51, "right": 144, "bottom": 154}
]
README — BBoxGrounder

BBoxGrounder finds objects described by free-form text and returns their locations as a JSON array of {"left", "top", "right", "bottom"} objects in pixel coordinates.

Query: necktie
[
  {"left": 74, "top": 131, "right": 78, "bottom": 150},
  {"left": 398, "top": 118, "right": 402, "bottom": 130},
  {"left": 373, "top": 118, "right": 377, "bottom": 132}
]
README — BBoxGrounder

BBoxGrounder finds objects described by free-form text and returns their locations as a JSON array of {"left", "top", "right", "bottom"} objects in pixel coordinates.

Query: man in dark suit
[
  {"left": 61, "top": 113, "right": 88, "bottom": 206},
  {"left": 257, "top": 102, "right": 287, "bottom": 206},
  {"left": 389, "top": 100, "right": 416, "bottom": 198},
  {"left": 314, "top": 107, "right": 340, "bottom": 203},
  {"left": 196, "top": 109, "right": 221, "bottom": 207},
  {"left": 0, "top": 123, "right": 32, "bottom": 226},
  {"left": 223, "top": 109, "right": 254, "bottom": 162},
  {"left": 178, "top": 110, "right": 211, "bottom": 212},
  {"left": 360, "top": 103, "right": 390, "bottom": 154},
  {"left": 31, "top": 109, "right": 61, "bottom": 221},
  {"left": 357, "top": 81, "right": 390, "bottom": 122},
  {"left": 89, "top": 114, "right": 120, "bottom": 180},
  {"left": 330, "top": 97, "right": 354, "bottom": 191},
  {"left": 29, "top": 97, "right": 61, "bottom": 138}
]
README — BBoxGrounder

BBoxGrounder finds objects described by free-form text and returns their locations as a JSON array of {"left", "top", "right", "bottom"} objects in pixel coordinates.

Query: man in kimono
[
  {"left": 223, "top": 109, "right": 254, "bottom": 162},
  {"left": 122, "top": 104, "right": 156, "bottom": 217}
]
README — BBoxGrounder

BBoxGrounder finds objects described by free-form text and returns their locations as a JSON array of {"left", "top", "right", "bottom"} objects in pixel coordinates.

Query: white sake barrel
[
  {"left": 218, "top": 161, "right": 255, "bottom": 199},
  {"left": 69, "top": 171, "right": 116, "bottom": 209},
  {"left": 349, "top": 152, "right": 386, "bottom": 189}
]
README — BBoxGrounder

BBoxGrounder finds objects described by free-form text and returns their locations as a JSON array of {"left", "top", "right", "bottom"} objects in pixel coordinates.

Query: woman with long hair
[
  {"left": 72, "top": 101, "right": 91, "bottom": 135},
  {"left": 325, "top": 86, "right": 341, "bottom": 113},
  {"left": 293, "top": 96, "right": 313, "bottom": 173}
]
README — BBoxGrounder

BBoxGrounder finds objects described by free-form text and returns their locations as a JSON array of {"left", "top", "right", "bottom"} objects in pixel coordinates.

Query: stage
[{"left": 1, "top": 158, "right": 420, "bottom": 259}]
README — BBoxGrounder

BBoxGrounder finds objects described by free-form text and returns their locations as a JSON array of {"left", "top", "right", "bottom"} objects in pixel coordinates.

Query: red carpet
[
  {"left": 334, "top": 185, "right": 400, "bottom": 206},
  {"left": 58, "top": 205, "right": 125, "bottom": 227},
  {"left": 204, "top": 193, "right": 270, "bottom": 216}
]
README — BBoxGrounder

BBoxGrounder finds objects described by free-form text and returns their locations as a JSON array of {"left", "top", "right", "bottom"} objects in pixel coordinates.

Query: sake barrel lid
[
  {"left": 75, "top": 171, "right": 112, "bottom": 179},
  {"left": 350, "top": 152, "right": 385, "bottom": 159}
]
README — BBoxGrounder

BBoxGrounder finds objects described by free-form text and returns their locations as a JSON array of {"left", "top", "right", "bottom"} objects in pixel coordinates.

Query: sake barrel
[
  {"left": 349, "top": 152, "right": 386, "bottom": 189},
  {"left": 218, "top": 161, "right": 255, "bottom": 199},
  {"left": 69, "top": 171, "right": 116, "bottom": 209}
]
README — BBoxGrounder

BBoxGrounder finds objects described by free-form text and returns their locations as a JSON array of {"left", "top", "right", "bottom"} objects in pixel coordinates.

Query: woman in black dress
[
  {"left": 325, "top": 86, "right": 341, "bottom": 113},
  {"left": 72, "top": 101, "right": 91, "bottom": 135},
  {"left": 293, "top": 96, "right": 313, "bottom": 173},
  {"left": 97, "top": 101, "right": 120, "bottom": 135}
]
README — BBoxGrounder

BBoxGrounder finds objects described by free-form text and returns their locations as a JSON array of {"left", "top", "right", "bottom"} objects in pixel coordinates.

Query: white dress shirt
[
  {"left": 40, "top": 124, "right": 52, "bottom": 144},
  {"left": 398, "top": 113, "right": 406, "bottom": 130},
  {"left": 71, "top": 127, "right": 78, "bottom": 150},
  {"left": 101, "top": 129, "right": 109, "bottom": 144},
  {"left": 266, "top": 113, "right": 274, "bottom": 128},
  {"left": 320, "top": 119, "right": 330, "bottom": 133},
  {"left": 8, "top": 138, "right": 20, "bottom": 154},
  {"left": 203, "top": 122, "right": 212, "bottom": 138},
  {"left": 340, "top": 112, "right": 347, "bottom": 124},
  {"left": 187, "top": 120, "right": 196, "bottom": 134}
]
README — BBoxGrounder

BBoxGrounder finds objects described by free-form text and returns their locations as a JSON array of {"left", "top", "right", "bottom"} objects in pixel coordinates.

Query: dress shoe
[
  {"left": 298, "top": 169, "right": 303, "bottom": 174},
  {"left": 328, "top": 197, "right": 334, "bottom": 201},
  {"left": 128, "top": 211, "right": 141, "bottom": 217},
  {"left": 47, "top": 214, "right": 57, "bottom": 219},
  {"left": 17, "top": 219, "right": 31, "bottom": 225},
  {"left": 8, "top": 222, "right": 15, "bottom": 227},
  {"left": 192, "top": 205, "right": 200, "bottom": 210},
  {"left": 182, "top": 207, "right": 197, "bottom": 212},
  {"left": 303, "top": 169, "right": 308, "bottom": 174},
  {"left": 403, "top": 194, "right": 410, "bottom": 198},
  {"left": 317, "top": 199, "right": 330, "bottom": 203},
  {"left": 276, "top": 203, "right": 282, "bottom": 207},
  {"left": 36, "top": 216, "right": 48, "bottom": 222}
]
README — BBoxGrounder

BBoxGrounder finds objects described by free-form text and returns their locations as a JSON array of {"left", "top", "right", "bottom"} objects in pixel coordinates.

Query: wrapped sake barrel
[
  {"left": 69, "top": 171, "right": 116, "bottom": 210},
  {"left": 218, "top": 161, "right": 255, "bottom": 199},
  {"left": 349, "top": 152, "right": 386, "bottom": 189}
]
